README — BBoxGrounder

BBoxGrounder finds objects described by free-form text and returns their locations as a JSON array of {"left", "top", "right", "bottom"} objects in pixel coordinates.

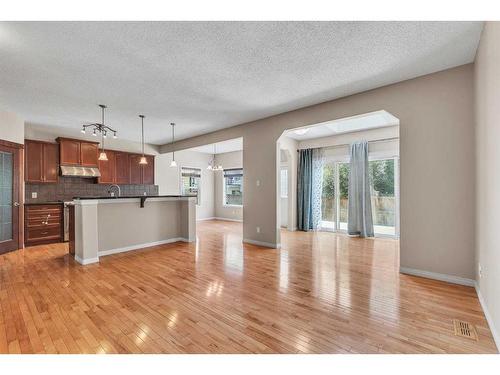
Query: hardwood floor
[{"left": 0, "top": 220, "right": 496, "bottom": 353}]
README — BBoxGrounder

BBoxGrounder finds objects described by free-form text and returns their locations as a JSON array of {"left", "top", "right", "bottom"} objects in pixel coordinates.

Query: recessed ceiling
[
  {"left": 187, "top": 138, "right": 242, "bottom": 154},
  {"left": 285, "top": 110, "right": 399, "bottom": 140},
  {"left": 0, "top": 21, "right": 483, "bottom": 145}
]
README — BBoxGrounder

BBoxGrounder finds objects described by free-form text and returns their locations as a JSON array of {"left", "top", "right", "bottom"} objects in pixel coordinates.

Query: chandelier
[
  {"left": 207, "top": 143, "right": 223, "bottom": 171},
  {"left": 80, "top": 104, "right": 117, "bottom": 161}
]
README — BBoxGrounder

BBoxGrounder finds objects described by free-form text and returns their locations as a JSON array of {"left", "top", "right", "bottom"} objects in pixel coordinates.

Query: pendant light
[
  {"left": 139, "top": 115, "right": 148, "bottom": 165},
  {"left": 98, "top": 105, "right": 108, "bottom": 161},
  {"left": 207, "top": 143, "right": 223, "bottom": 171},
  {"left": 170, "top": 122, "right": 177, "bottom": 167}
]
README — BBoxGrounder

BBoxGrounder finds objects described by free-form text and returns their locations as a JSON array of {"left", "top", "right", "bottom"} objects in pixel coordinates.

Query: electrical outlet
[
  {"left": 256, "top": 180, "right": 260, "bottom": 187},
  {"left": 479, "top": 264, "right": 483, "bottom": 278},
  {"left": 256, "top": 226, "right": 260, "bottom": 233},
  {"left": 31, "top": 192, "right": 37, "bottom": 199}
]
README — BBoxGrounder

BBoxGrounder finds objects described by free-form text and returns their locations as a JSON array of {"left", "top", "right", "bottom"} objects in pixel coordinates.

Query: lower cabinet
[{"left": 24, "top": 204, "right": 63, "bottom": 246}]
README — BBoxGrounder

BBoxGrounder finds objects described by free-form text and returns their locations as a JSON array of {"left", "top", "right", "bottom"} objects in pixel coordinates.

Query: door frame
[{"left": 0, "top": 139, "right": 23, "bottom": 254}]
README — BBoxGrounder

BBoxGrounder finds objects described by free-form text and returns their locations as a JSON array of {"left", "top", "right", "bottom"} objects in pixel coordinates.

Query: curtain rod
[{"left": 296, "top": 136, "right": 399, "bottom": 152}]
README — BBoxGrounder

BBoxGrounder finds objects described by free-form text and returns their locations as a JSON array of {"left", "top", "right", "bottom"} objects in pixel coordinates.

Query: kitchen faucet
[{"left": 108, "top": 184, "right": 121, "bottom": 197}]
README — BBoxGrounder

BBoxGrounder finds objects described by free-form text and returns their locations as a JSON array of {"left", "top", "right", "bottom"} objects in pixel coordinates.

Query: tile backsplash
[{"left": 25, "top": 176, "right": 158, "bottom": 203}]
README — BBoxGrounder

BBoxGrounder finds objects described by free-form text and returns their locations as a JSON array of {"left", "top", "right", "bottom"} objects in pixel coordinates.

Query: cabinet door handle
[{"left": 41, "top": 231, "right": 48, "bottom": 235}]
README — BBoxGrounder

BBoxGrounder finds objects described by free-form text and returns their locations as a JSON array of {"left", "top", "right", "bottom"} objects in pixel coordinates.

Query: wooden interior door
[{"left": 0, "top": 141, "right": 20, "bottom": 254}]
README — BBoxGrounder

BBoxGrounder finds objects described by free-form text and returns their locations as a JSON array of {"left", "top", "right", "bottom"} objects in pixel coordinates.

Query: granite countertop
[{"left": 72, "top": 195, "right": 196, "bottom": 200}]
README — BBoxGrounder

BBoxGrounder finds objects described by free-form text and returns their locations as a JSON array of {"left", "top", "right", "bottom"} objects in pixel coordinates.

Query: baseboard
[
  {"left": 475, "top": 283, "right": 500, "bottom": 352},
  {"left": 196, "top": 217, "right": 216, "bottom": 221},
  {"left": 99, "top": 237, "right": 189, "bottom": 257},
  {"left": 74, "top": 255, "right": 99, "bottom": 265},
  {"left": 214, "top": 217, "right": 243, "bottom": 222},
  {"left": 243, "top": 238, "right": 280, "bottom": 249},
  {"left": 400, "top": 267, "right": 475, "bottom": 287}
]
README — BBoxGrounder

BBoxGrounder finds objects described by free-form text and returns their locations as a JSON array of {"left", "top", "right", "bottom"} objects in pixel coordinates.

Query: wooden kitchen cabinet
[
  {"left": 25, "top": 139, "right": 59, "bottom": 183},
  {"left": 129, "top": 154, "right": 143, "bottom": 184},
  {"left": 98, "top": 150, "right": 115, "bottom": 184},
  {"left": 56, "top": 137, "right": 99, "bottom": 167},
  {"left": 114, "top": 152, "right": 130, "bottom": 184},
  {"left": 58, "top": 138, "right": 81, "bottom": 165},
  {"left": 80, "top": 142, "right": 98, "bottom": 166},
  {"left": 24, "top": 204, "right": 63, "bottom": 246},
  {"left": 142, "top": 155, "right": 155, "bottom": 185},
  {"left": 43, "top": 143, "right": 59, "bottom": 182}
]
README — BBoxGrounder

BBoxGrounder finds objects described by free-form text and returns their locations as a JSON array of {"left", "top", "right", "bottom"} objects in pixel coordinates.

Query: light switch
[
  {"left": 31, "top": 192, "right": 37, "bottom": 199},
  {"left": 256, "top": 180, "right": 260, "bottom": 187}
]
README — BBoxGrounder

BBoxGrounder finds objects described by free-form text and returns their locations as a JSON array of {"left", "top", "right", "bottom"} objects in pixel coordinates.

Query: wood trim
[
  {"left": 0, "top": 142, "right": 21, "bottom": 254},
  {"left": 55, "top": 136, "right": 100, "bottom": 145},
  {"left": 0, "top": 139, "right": 24, "bottom": 149}
]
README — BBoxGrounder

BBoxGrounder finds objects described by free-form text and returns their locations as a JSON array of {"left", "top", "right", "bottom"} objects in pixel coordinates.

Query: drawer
[
  {"left": 26, "top": 218, "right": 61, "bottom": 228},
  {"left": 26, "top": 226, "right": 61, "bottom": 241}
]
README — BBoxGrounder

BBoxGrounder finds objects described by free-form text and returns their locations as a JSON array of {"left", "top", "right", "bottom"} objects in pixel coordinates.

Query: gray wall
[
  {"left": 155, "top": 149, "right": 215, "bottom": 220},
  {"left": 161, "top": 64, "right": 476, "bottom": 279},
  {"left": 0, "top": 111, "right": 24, "bottom": 144},
  {"left": 474, "top": 21, "right": 500, "bottom": 347}
]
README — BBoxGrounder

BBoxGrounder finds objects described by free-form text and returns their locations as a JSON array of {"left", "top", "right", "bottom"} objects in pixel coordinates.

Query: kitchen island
[{"left": 70, "top": 195, "right": 196, "bottom": 265}]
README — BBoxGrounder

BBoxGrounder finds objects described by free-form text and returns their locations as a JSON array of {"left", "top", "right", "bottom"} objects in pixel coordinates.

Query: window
[
  {"left": 224, "top": 168, "right": 243, "bottom": 206},
  {"left": 280, "top": 168, "right": 288, "bottom": 198},
  {"left": 181, "top": 167, "right": 201, "bottom": 205}
]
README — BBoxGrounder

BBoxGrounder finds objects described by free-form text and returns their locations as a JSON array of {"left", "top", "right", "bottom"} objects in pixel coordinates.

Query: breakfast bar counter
[{"left": 70, "top": 195, "right": 197, "bottom": 265}]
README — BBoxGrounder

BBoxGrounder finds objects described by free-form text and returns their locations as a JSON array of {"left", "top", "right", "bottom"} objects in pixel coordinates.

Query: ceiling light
[
  {"left": 294, "top": 128, "right": 310, "bottom": 135},
  {"left": 98, "top": 151, "right": 108, "bottom": 161},
  {"left": 139, "top": 115, "right": 148, "bottom": 165},
  {"left": 113, "top": 131, "right": 117, "bottom": 139},
  {"left": 81, "top": 127, "right": 86, "bottom": 134},
  {"left": 170, "top": 123, "right": 177, "bottom": 168},
  {"left": 207, "top": 143, "right": 223, "bottom": 171},
  {"left": 92, "top": 129, "right": 97, "bottom": 136}
]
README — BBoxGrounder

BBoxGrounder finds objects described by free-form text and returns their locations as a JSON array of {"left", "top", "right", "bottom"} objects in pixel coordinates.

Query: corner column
[{"left": 74, "top": 200, "right": 99, "bottom": 264}]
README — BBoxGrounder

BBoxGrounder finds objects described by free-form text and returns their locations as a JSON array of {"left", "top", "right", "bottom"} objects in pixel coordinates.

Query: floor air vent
[{"left": 453, "top": 319, "right": 478, "bottom": 340}]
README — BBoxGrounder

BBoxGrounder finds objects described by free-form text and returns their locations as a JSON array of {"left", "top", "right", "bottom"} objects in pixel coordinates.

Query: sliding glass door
[
  {"left": 319, "top": 157, "right": 398, "bottom": 237},
  {"left": 320, "top": 161, "right": 349, "bottom": 232},
  {"left": 369, "top": 158, "right": 397, "bottom": 236}
]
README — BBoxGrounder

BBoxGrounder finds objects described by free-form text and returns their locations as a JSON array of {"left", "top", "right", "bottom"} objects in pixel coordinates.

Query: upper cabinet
[
  {"left": 80, "top": 142, "right": 99, "bottom": 166},
  {"left": 114, "top": 152, "right": 130, "bottom": 184},
  {"left": 142, "top": 155, "right": 155, "bottom": 185},
  {"left": 129, "top": 154, "right": 143, "bottom": 184},
  {"left": 99, "top": 151, "right": 155, "bottom": 185},
  {"left": 98, "top": 150, "right": 115, "bottom": 184},
  {"left": 56, "top": 137, "right": 99, "bottom": 167},
  {"left": 25, "top": 140, "right": 59, "bottom": 183}
]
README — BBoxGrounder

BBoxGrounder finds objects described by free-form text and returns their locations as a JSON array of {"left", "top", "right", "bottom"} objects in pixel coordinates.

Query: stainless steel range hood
[{"left": 60, "top": 165, "right": 101, "bottom": 178}]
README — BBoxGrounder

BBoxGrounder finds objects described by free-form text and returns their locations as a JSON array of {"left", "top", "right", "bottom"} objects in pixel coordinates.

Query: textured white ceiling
[
  {"left": 187, "top": 137, "right": 242, "bottom": 154},
  {"left": 285, "top": 110, "right": 399, "bottom": 140},
  {"left": 0, "top": 21, "right": 483, "bottom": 145}
]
